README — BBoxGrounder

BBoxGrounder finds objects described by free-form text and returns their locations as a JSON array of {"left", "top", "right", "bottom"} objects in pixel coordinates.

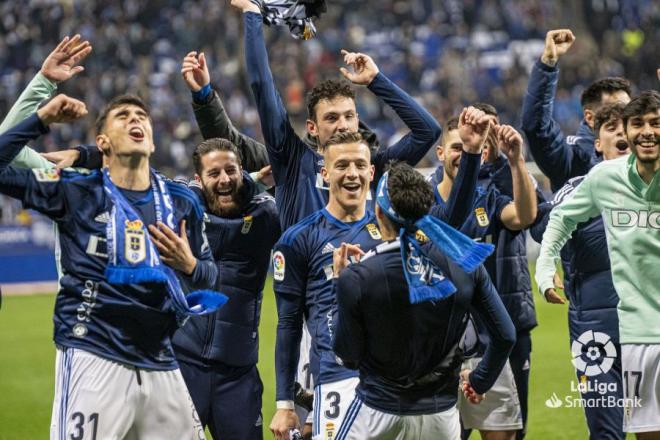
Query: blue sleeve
[
  {"left": 370, "top": 73, "right": 441, "bottom": 173},
  {"left": 272, "top": 241, "right": 308, "bottom": 400},
  {"left": 0, "top": 114, "right": 68, "bottom": 220},
  {"left": 274, "top": 291, "right": 305, "bottom": 401},
  {"left": 429, "top": 152, "right": 480, "bottom": 227},
  {"left": 521, "top": 60, "right": 589, "bottom": 191},
  {"left": 181, "top": 210, "right": 218, "bottom": 291},
  {"left": 73, "top": 144, "right": 103, "bottom": 169},
  {"left": 244, "top": 12, "right": 309, "bottom": 186},
  {"left": 468, "top": 265, "right": 516, "bottom": 394},
  {"left": 332, "top": 269, "right": 364, "bottom": 370},
  {"left": 529, "top": 201, "right": 553, "bottom": 243}
]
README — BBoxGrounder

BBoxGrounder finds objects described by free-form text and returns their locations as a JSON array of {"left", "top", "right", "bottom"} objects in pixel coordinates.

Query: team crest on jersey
[
  {"left": 241, "top": 215, "right": 253, "bottom": 234},
  {"left": 326, "top": 422, "right": 335, "bottom": 439},
  {"left": 366, "top": 223, "right": 382, "bottom": 240},
  {"left": 32, "top": 168, "right": 60, "bottom": 182},
  {"left": 273, "top": 251, "right": 285, "bottom": 281},
  {"left": 415, "top": 230, "right": 429, "bottom": 243},
  {"left": 124, "top": 220, "right": 146, "bottom": 264},
  {"left": 475, "top": 207, "right": 489, "bottom": 227}
]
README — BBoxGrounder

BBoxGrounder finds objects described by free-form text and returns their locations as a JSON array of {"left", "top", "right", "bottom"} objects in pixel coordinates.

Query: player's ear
[
  {"left": 194, "top": 174, "right": 201, "bottom": 183},
  {"left": 321, "top": 166, "right": 330, "bottom": 183},
  {"left": 435, "top": 144, "right": 444, "bottom": 161},
  {"left": 369, "top": 164, "right": 375, "bottom": 182},
  {"left": 306, "top": 118, "right": 319, "bottom": 138},
  {"left": 584, "top": 108, "right": 596, "bottom": 130},
  {"left": 594, "top": 137, "right": 603, "bottom": 154},
  {"left": 96, "top": 134, "right": 111, "bottom": 156}
]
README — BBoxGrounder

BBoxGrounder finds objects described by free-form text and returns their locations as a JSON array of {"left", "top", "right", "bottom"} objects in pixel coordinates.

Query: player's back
[{"left": 336, "top": 240, "right": 478, "bottom": 414}]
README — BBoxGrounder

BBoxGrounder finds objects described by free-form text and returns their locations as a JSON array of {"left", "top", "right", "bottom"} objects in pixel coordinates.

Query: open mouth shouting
[
  {"left": 128, "top": 126, "right": 145, "bottom": 142},
  {"left": 615, "top": 140, "right": 630, "bottom": 154},
  {"left": 342, "top": 181, "right": 362, "bottom": 195}
]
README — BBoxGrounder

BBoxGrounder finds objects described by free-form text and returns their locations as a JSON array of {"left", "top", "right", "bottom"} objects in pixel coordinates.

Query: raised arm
[
  {"left": 338, "top": 50, "right": 440, "bottom": 170},
  {"left": 497, "top": 125, "right": 538, "bottom": 230},
  {"left": 1, "top": 35, "right": 92, "bottom": 170},
  {"left": 521, "top": 30, "right": 591, "bottom": 190},
  {"left": 535, "top": 172, "right": 600, "bottom": 300},
  {"left": 182, "top": 50, "right": 270, "bottom": 171},
  {"left": 0, "top": 96, "right": 87, "bottom": 218},
  {"left": 430, "top": 107, "right": 492, "bottom": 226},
  {"left": 232, "top": 2, "right": 309, "bottom": 186}
]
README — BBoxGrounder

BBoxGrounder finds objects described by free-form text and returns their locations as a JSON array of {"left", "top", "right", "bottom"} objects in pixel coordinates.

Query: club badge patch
[
  {"left": 366, "top": 223, "right": 382, "bottom": 240},
  {"left": 475, "top": 207, "right": 490, "bottom": 227},
  {"left": 273, "top": 251, "right": 285, "bottom": 281},
  {"left": 241, "top": 215, "right": 253, "bottom": 234},
  {"left": 415, "top": 230, "right": 429, "bottom": 243},
  {"left": 32, "top": 168, "right": 60, "bottom": 182},
  {"left": 124, "top": 219, "right": 146, "bottom": 264}
]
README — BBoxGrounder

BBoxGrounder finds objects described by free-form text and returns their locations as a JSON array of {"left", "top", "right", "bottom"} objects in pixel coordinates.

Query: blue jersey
[
  {"left": 0, "top": 115, "right": 216, "bottom": 370},
  {"left": 272, "top": 209, "right": 383, "bottom": 400},
  {"left": 173, "top": 174, "right": 281, "bottom": 367},
  {"left": 333, "top": 240, "right": 516, "bottom": 414},
  {"left": 244, "top": 12, "right": 441, "bottom": 230}
]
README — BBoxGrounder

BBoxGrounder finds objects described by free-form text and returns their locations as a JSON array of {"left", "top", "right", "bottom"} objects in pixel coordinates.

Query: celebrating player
[
  {"left": 536, "top": 91, "right": 660, "bottom": 438},
  {"left": 0, "top": 94, "right": 222, "bottom": 439}
]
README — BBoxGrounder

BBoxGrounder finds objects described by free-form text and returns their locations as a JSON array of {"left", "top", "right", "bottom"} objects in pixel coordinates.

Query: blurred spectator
[{"left": 0, "top": 0, "right": 657, "bottom": 226}]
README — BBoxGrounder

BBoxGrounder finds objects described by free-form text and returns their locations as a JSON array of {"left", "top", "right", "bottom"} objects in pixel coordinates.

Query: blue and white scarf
[
  {"left": 102, "top": 168, "right": 227, "bottom": 320},
  {"left": 376, "top": 172, "right": 494, "bottom": 304}
]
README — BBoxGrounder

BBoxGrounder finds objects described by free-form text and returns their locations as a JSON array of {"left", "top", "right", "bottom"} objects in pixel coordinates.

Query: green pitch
[{"left": 0, "top": 275, "right": 622, "bottom": 439}]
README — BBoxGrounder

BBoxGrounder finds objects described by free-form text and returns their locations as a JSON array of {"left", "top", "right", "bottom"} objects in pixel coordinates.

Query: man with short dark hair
[
  {"left": 521, "top": 29, "right": 632, "bottom": 192},
  {"left": 536, "top": 90, "right": 660, "bottom": 439},
  {"left": 172, "top": 137, "right": 281, "bottom": 439},
  {"left": 331, "top": 163, "right": 516, "bottom": 440},
  {"left": 530, "top": 102, "right": 629, "bottom": 440},
  {"left": 0, "top": 94, "right": 221, "bottom": 439}
]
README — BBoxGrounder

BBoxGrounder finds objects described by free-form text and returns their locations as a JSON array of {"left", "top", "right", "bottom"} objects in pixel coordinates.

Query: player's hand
[
  {"left": 229, "top": 0, "right": 261, "bottom": 14},
  {"left": 41, "top": 149, "right": 81, "bottom": 169},
  {"left": 544, "top": 272, "right": 566, "bottom": 304},
  {"left": 332, "top": 242, "right": 365, "bottom": 277},
  {"left": 256, "top": 165, "right": 275, "bottom": 189},
  {"left": 458, "top": 106, "right": 492, "bottom": 153},
  {"left": 148, "top": 220, "right": 197, "bottom": 275},
  {"left": 37, "top": 94, "right": 88, "bottom": 125},
  {"left": 460, "top": 369, "right": 485, "bottom": 404},
  {"left": 181, "top": 51, "right": 210, "bottom": 92},
  {"left": 270, "top": 409, "right": 300, "bottom": 440},
  {"left": 496, "top": 124, "right": 524, "bottom": 164},
  {"left": 40, "top": 35, "right": 92, "bottom": 84},
  {"left": 339, "top": 50, "right": 379, "bottom": 86},
  {"left": 541, "top": 29, "right": 575, "bottom": 67}
]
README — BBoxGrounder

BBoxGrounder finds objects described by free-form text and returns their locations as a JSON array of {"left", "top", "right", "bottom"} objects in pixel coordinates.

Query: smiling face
[
  {"left": 197, "top": 149, "right": 245, "bottom": 218},
  {"left": 96, "top": 101, "right": 154, "bottom": 159},
  {"left": 441, "top": 128, "right": 464, "bottom": 180},
  {"left": 627, "top": 110, "right": 660, "bottom": 164},
  {"left": 307, "top": 96, "right": 359, "bottom": 149},
  {"left": 321, "top": 140, "right": 373, "bottom": 216}
]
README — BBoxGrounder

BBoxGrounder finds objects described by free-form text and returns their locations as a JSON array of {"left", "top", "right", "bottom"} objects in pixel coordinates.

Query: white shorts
[
  {"left": 50, "top": 347, "right": 205, "bottom": 440},
  {"left": 622, "top": 344, "right": 660, "bottom": 433},
  {"left": 335, "top": 397, "right": 460, "bottom": 440},
  {"left": 312, "top": 377, "right": 359, "bottom": 440},
  {"left": 458, "top": 357, "right": 522, "bottom": 431}
]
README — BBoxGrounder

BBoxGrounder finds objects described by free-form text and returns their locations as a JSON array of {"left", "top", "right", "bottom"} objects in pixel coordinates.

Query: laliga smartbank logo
[
  {"left": 545, "top": 330, "right": 642, "bottom": 410},
  {"left": 570, "top": 330, "right": 616, "bottom": 376}
]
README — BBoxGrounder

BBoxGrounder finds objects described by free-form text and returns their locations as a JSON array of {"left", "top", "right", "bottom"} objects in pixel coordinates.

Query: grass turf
[{"left": 0, "top": 275, "right": 610, "bottom": 439}]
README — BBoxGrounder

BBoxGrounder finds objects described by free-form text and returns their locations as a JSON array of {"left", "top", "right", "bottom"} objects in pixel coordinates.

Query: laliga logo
[{"left": 571, "top": 330, "right": 617, "bottom": 376}]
